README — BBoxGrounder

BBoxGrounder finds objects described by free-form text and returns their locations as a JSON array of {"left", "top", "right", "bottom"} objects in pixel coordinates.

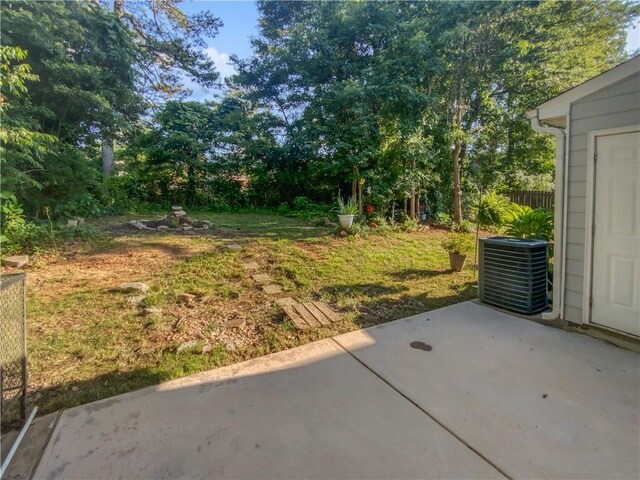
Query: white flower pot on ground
[{"left": 338, "top": 215, "right": 355, "bottom": 230}]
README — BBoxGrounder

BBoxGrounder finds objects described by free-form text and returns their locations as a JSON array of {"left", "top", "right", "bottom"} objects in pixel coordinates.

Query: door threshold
[{"left": 567, "top": 323, "right": 640, "bottom": 353}]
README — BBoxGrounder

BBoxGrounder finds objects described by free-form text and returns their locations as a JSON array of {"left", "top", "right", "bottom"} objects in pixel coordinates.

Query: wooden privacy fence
[{"left": 507, "top": 190, "right": 554, "bottom": 209}]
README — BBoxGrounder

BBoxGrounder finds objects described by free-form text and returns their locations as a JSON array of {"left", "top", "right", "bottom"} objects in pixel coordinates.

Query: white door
[{"left": 591, "top": 131, "right": 640, "bottom": 336}]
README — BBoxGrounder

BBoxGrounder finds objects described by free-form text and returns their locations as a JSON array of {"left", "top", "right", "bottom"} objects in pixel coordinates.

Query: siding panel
[
  {"left": 564, "top": 305, "right": 582, "bottom": 324},
  {"left": 564, "top": 72, "right": 640, "bottom": 325},
  {"left": 571, "top": 92, "right": 640, "bottom": 120}
]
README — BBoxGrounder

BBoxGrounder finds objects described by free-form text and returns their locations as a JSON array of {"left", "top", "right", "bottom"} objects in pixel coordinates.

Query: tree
[{"left": 1, "top": 0, "right": 141, "bottom": 214}]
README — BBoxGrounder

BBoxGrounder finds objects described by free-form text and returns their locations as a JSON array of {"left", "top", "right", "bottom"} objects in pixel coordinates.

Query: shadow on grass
[
  {"left": 322, "top": 281, "right": 478, "bottom": 327},
  {"left": 30, "top": 346, "right": 230, "bottom": 417},
  {"left": 28, "top": 282, "right": 477, "bottom": 418},
  {"left": 389, "top": 268, "right": 451, "bottom": 281}
]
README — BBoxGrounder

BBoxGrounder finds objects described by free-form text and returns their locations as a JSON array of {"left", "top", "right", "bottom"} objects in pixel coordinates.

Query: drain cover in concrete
[
  {"left": 252, "top": 273, "right": 272, "bottom": 283},
  {"left": 262, "top": 284, "right": 282, "bottom": 294}
]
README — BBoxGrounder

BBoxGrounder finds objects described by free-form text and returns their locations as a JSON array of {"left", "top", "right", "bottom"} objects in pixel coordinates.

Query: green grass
[{"left": 24, "top": 212, "right": 476, "bottom": 414}]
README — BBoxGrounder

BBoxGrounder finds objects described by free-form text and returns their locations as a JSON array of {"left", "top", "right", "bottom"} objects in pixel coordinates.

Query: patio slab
[
  {"left": 34, "top": 338, "right": 503, "bottom": 479},
  {"left": 334, "top": 301, "right": 640, "bottom": 480}
]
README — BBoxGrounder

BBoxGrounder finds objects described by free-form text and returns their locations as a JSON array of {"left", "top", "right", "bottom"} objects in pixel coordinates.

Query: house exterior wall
[{"left": 564, "top": 73, "right": 640, "bottom": 323}]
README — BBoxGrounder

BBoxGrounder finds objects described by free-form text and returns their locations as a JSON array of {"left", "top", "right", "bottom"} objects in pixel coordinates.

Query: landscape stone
[
  {"left": 118, "top": 282, "right": 150, "bottom": 293},
  {"left": 229, "top": 290, "right": 241, "bottom": 299},
  {"left": 157, "top": 225, "right": 170, "bottom": 231},
  {"left": 241, "top": 262, "right": 260, "bottom": 271},
  {"left": 125, "top": 295, "right": 146, "bottom": 305},
  {"left": 129, "top": 220, "right": 139, "bottom": 226},
  {"left": 67, "top": 219, "right": 79, "bottom": 227},
  {"left": 182, "top": 225, "right": 193, "bottom": 231},
  {"left": 174, "top": 211, "right": 187, "bottom": 217},
  {"left": 226, "top": 244, "right": 242, "bottom": 251},
  {"left": 224, "top": 317, "right": 246, "bottom": 329},
  {"left": 179, "top": 292, "right": 197, "bottom": 304},
  {"left": 171, "top": 206, "right": 183, "bottom": 211},
  {"left": 176, "top": 340, "right": 198, "bottom": 353},
  {"left": 1, "top": 255, "right": 29, "bottom": 268},
  {"left": 252, "top": 273, "right": 272, "bottom": 283},
  {"left": 76, "top": 218, "right": 85, "bottom": 225},
  {"left": 262, "top": 284, "right": 283, "bottom": 295}
]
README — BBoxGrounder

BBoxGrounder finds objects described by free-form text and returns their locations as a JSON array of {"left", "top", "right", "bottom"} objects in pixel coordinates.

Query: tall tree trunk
[
  {"left": 452, "top": 101, "right": 464, "bottom": 224},
  {"left": 101, "top": 0, "right": 124, "bottom": 177},
  {"left": 352, "top": 165, "right": 357, "bottom": 201},
  {"left": 102, "top": 139, "right": 115, "bottom": 176}
]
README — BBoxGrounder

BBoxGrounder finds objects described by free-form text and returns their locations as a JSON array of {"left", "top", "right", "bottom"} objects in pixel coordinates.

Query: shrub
[
  {"left": 441, "top": 233, "right": 475, "bottom": 255},
  {"left": 505, "top": 208, "right": 554, "bottom": 241},
  {"left": 502, "top": 203, "right": 532, "bottom": 223},
  {"left": 54, "top": 193, "right": 104, "bottom": 219},
  {"left": 475, "top": 192, "right": 510, "bottom": 227}
]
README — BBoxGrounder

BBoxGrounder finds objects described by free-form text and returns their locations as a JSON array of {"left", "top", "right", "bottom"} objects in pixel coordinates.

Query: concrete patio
[{"left": 33, "top": 301, "right": 639, "bottom": 479}]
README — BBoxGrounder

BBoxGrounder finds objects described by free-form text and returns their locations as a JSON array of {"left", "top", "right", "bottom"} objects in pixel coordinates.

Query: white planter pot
[{"left": 338, "top": 215, "right": 355, "bottom": 230}]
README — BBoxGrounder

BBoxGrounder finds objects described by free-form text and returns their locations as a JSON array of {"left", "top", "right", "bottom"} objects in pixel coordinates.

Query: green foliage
[
  {"left": 475, "top": 192, "right": 511, "bottom": 227},
  {"left": 0, "top": 192, "right": 100, "bottom": 254},
  {"left": 505, "top": 209, "right": 554, "bottom": 241},
  {"left": 503, "top": 203, "right": 533, "bottom": 224},
  {"left": 54, "top": 194, "right": 104, "bottom": 219},
  {"left": 335, "top": 196, "right": 358, "bottom": 216},
  {"left": 441, "top": 233, "right": 475, "bottom": 256}
]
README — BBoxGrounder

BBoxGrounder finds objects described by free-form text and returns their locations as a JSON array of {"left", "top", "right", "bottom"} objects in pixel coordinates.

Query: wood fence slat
[{"left": 507, "top": 190, "right": 554, "bottom": 209}]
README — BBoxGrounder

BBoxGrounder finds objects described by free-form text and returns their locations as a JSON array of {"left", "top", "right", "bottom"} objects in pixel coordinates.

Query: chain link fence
[{"left": 1, "top": 273, "right": 27, "bottom": 426}]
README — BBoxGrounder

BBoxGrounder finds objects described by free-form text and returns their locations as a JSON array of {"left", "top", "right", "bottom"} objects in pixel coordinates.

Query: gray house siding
[{"left": 564, "top": 72, "right": 640, "bottom": 323}]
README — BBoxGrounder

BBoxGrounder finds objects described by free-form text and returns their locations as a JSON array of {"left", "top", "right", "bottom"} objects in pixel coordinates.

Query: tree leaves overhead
[{"left": 112, "top": 0, "right": 223, "bottom": 103}]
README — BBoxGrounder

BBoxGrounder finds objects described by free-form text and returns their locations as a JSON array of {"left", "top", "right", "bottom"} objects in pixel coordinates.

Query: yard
[{"left": 21, "top": 212, "right": 476, "bottom": 414}]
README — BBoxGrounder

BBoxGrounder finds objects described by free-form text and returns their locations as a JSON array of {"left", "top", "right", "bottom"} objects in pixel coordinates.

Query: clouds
[{"left": 205, "top": 47, "right": 236, "bottom": 80}]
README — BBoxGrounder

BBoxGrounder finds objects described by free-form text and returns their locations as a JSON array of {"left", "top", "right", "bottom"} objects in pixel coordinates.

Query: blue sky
[{"left": 181, "top": 1, "right": 640, "bottom": 101}]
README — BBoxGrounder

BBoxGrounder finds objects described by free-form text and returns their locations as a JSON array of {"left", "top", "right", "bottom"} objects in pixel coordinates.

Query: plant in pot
[
  {"left": 441, "top": 233, "right": 474, "bottom": 272},
  {"left": 335, "top": 196, "right": 358, "bottom": 230}
]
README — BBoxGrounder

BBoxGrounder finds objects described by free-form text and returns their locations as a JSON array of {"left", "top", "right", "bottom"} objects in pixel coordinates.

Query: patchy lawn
[{"left": 18, "top": 212, "right": 477, "bottom": 414}]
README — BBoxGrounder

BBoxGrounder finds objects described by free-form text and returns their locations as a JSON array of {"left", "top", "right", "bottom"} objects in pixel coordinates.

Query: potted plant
[
  {"left": 335, "top": 196, "right": 358, "bottom": 230},
  {"left": 441, "top": 233, "right": 474, "bottom": 272}
]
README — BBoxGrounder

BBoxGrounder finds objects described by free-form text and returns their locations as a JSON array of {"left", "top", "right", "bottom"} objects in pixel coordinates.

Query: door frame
[{"left": 582, "top": 125, "right": 640, "bottom": 330}]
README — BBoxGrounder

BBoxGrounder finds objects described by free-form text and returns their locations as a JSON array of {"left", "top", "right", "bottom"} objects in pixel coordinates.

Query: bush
[
  {"left": 502, "top": 203, "right": 532, "bottom": 224},
  {"left": 475, "top": 192, "right": 510, "bottom": 227},
  {"left": 54, "top": 193, "right": 104, "bottom": 219},
  {"left": 441, "top": 233, "right": 475, "bottom": 255},
  {"left": 505, "top": 208, "right": 554, "bottom": 241}
]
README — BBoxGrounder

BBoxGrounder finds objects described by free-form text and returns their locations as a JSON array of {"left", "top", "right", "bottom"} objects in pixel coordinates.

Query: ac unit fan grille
[{"left": 479, "top": 237, "right": 549, "bottom": 314}]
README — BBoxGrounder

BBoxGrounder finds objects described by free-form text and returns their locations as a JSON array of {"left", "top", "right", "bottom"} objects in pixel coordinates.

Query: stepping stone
[
  {"left": 241, "top": 262, "right": 260, "bottom": 271},
  {"left": 275, "top": 297, "right": 298, "bottom": 307},
  {"left": 262, "top": 284, "right": 283, "bottom": 295},
  {"left": 279, "top": 300, "right": 343, "bottom": 329},
  {"left": 252, "top": 273, "right": 272, "bottom": 284},
  {"left": 224, "top": 317, "right": 246, "bottom": 329},
  {"left": 1, "top": 255, "right": 29, "bottom": 268},
  {"left": 125, "top": 295, "right": 146, "bottom": 306},
  {"left": 281, "top": 305, "right": 309, "bottom": 329},
  {"left": 118, "top": 282, "right": 149, "bottom": 293},
  {"left": 226, "top": 244, "right": 242, "bottom": 251}
]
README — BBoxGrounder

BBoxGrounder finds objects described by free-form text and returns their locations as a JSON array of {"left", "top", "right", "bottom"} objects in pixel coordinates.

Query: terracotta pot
[
  {"left": 338, "top": 215, "right": 354, "bottom": 229},
  {"left": 449, "top": 252, "right": 467, "bottom": 272}
]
